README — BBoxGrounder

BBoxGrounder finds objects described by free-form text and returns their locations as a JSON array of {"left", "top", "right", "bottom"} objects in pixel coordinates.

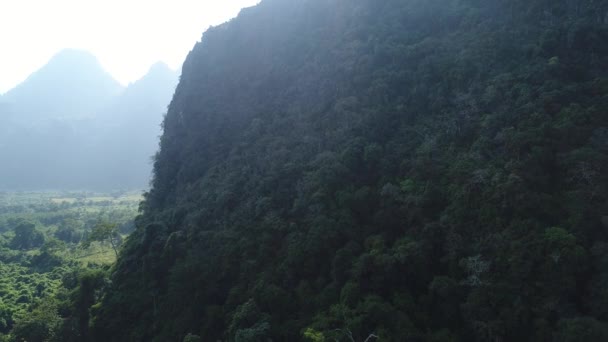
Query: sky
[{"left": 0, "top": 0, "right": 260, "bottom": 94}]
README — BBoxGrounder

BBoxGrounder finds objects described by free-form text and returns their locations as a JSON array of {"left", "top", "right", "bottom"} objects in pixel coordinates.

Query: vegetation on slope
[{"left": 87, "top": 0, "right": 608, "bottom": 341}]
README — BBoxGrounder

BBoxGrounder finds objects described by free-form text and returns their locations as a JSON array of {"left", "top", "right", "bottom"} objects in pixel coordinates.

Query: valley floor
[{"left": 0, "top": 191, "right": 140, "bottom": 341}]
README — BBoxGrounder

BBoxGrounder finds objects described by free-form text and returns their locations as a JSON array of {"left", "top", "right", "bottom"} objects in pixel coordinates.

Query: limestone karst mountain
[{"left": 91, "top": 0, "right": 608, "bottom": 341}]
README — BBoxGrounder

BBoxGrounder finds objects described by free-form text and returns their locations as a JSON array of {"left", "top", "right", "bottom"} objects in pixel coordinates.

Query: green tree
[
  {"left": 83, "top": 222, "right": 121, "bottom": 257},
  {"left": 11, "top": 299, "right": 61, "bottom": 342},
  {"left": 10, "top": 221, "right": 44, "bottom": 250}
]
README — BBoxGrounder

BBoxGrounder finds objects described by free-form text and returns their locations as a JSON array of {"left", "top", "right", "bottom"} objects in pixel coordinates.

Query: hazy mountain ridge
[
  {"left": 0, "top": 50, "right": 178, "bottom": 190},
  {"left": 3, "top": 49, "right": 124, "bottom": 122},
  {"left": 99, "top": 62, "right": 177, "bottom": 125}
]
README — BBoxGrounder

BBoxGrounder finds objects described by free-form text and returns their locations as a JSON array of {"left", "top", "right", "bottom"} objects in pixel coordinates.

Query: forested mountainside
[
  {"left": 0, "top": 51, "right": 178, "bottom": 190},
  {"left": 91, "top": 0, "right": 608, "bottom": 341}
]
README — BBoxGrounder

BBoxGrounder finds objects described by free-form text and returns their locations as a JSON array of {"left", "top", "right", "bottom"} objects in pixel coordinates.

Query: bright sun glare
[{"left": 0, "top": 0, "right": 260, "bottom": 94}]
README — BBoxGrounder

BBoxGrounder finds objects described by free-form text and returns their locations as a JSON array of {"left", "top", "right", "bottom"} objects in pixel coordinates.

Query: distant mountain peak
[
  {"left": 3, "top": 49, "right": 123, "bottom": 121},
  {"left": 141, "top": 62, "right": 179, "bottom": 83},
  {"left": 48, "top": 48, "right": 100, "bottom": 65},
  {"left": 127, "top": 62, "right": 178, "bottom": 87},
  {"left": 148, "top": 61, "right": 173, "bottom": 73},
  {"left": 6, "top": 49, "right": 121, "bottom": 95},
  {"left": 98, "top": 60, "right": 178, "bottom": 124},
  {"left": 32, "top": 49, "right": 113, "bottom": 81}
]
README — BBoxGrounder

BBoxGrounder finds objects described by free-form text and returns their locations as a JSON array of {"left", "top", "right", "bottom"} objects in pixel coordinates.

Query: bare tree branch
[{"left": 363, "top": 334, "right": 379, "bottom": 342}]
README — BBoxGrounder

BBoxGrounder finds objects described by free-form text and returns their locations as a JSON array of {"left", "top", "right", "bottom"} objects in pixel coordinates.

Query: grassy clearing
[
  {"left": 50, "top": 192, "right": 143, "bottom": 205},
  {"left": 73, "top": 242, "right": 117, "bottom": 265}
]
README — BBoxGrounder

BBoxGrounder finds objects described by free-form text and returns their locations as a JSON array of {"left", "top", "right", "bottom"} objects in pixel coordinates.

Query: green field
[{"left": 0, "top": 191, "right": 141, "bottom": 340}]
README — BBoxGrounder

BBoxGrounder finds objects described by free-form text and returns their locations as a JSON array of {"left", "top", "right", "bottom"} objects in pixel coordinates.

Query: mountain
[
  {"left": 3, "top": 49, "right": 124, "bottom": 122},
  {"left": 0, "top": 52, "right": 177, "bottom": 190},
  {"left": 91, "top": 0, "right": 608, "bottom": 341},
  {"left": 87, "top": 63, "right": 179, "bottom": 189},
  {"left": 101, "top": 62, "right": 178, "bottom": 124}
]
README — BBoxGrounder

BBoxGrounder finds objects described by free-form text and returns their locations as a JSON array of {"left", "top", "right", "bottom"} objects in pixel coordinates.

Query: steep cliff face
[{"left": 96, "top": 0, "right": 608, "bottom": 341}]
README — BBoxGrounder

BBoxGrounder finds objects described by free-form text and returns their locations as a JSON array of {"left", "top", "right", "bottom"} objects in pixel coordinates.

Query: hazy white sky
[{"left": 0, "top": 0, "right": 260, "bottom": 94}]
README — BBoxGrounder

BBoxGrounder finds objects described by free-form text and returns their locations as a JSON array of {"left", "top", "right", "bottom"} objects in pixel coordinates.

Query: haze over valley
[{"left": 0, "top": 49, "right": 178, "bottom": 190}]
